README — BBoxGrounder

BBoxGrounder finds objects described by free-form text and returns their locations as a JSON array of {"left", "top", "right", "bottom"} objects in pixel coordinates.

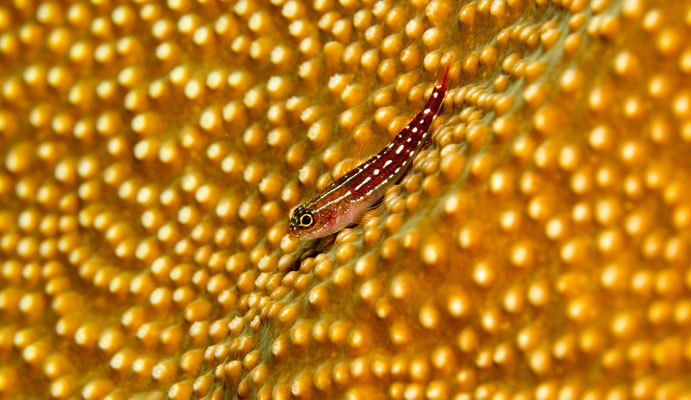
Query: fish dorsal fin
[
  {"left": 332, "top": 123, "right": 392, "bottom": 180},
  {"left": 332, "top": 154, "right": 369, "bottom": 180}
]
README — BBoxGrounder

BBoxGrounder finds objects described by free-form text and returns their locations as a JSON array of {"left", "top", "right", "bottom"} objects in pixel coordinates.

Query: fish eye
[{"left": 299, "top": 213, "right": 314, "bottom": 228}]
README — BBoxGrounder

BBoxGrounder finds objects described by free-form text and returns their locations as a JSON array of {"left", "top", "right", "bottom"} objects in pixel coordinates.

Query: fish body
[{"left": 289, "top": 69, "right": 449, "bottom": 240}]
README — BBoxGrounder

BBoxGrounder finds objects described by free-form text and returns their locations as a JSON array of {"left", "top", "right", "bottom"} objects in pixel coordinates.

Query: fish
[{"left": 288, "top": 67, "right": 449, "bottom": 241}]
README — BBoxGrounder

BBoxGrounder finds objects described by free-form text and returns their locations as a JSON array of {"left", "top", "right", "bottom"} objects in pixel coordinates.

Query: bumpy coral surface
[{"left": 1, "top": 0, "right": 691, "bottom": 398}]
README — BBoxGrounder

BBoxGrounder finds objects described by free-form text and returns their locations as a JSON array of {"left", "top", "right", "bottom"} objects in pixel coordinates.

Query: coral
[{"left": 1, "top": 0, "right": 691, "bottom": 399}]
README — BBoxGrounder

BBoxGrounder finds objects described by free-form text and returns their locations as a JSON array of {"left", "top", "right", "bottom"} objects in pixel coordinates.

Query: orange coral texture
[{"left": 1, "top": 0, "right": 691, "bottom": 398}]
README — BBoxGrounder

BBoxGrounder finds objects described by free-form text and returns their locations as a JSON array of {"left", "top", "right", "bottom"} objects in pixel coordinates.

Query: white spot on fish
[
  {"left": 373, "top": 169, "right": 380, "bottom": 175},
  {"left": 396, "top": 145, "right": 405, "bottom": 154},
  {"left": 384, "top": 159, "right": 392, "bottom": 168}
]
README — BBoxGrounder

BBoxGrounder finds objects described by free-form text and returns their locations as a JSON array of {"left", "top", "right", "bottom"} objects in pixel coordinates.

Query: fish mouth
[
  {"left": 288, "top": 233, "right": 300, "bottom": 241},
  {"left": 287, "top": 226, "right": 301, "bottom": 241}
]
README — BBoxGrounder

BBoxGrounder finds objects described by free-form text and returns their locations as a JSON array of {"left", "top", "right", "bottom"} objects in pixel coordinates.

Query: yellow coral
[{"left": 1, "top": 0, "right": 691, "bottom": 399}]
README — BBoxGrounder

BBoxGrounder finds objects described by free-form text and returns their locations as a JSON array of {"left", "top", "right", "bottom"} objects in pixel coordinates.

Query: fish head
[{"left": 288, "top": 203, "right": 337, "bottom": 241}]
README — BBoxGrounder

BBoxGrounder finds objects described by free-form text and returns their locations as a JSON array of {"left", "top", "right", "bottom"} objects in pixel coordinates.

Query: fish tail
[
  {"left": 424, "top": 64, "right": 449, "bottom": 116},
  {"left": 436, "top": 63, "right": 450, "bottom": 91}
]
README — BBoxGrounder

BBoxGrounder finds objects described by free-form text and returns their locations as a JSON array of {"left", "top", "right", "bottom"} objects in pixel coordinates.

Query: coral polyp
[{"left": 1, "top": 0, "right": 690, "bottom": 399}]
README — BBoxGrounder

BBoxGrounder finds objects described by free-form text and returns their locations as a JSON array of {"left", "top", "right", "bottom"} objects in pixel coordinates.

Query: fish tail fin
[{"left": 436, "top": 62, "right": 450, "bottom": 91}]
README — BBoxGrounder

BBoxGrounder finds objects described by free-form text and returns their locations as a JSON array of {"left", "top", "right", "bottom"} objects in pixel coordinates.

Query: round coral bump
[
  {"left": 420, "top": 234, "right": 448, "bottom": 270},
  {"left": 0, "top": 0, "right": 689, "bottom": 397},
  {"left": 50, "top": 375, "right": 79, "bottom": 399}
]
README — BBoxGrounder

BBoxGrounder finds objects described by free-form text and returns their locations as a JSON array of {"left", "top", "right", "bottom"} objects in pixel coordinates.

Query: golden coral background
[{"left": 1, "top": 0, "right": 691, "bottom": 398}]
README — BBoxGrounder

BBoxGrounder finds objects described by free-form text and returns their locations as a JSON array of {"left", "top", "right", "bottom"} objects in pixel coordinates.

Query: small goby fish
[{"left": 288, "top": 68, "right": 449, "bottom": 241}]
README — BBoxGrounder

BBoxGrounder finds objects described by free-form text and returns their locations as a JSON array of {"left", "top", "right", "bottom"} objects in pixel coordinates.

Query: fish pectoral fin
[
  {"left": 368, "top": 196, "right": 384, "bottom": 210},
  {"left": 361, "top": 197, "right": 386, "bottom": 221}
]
